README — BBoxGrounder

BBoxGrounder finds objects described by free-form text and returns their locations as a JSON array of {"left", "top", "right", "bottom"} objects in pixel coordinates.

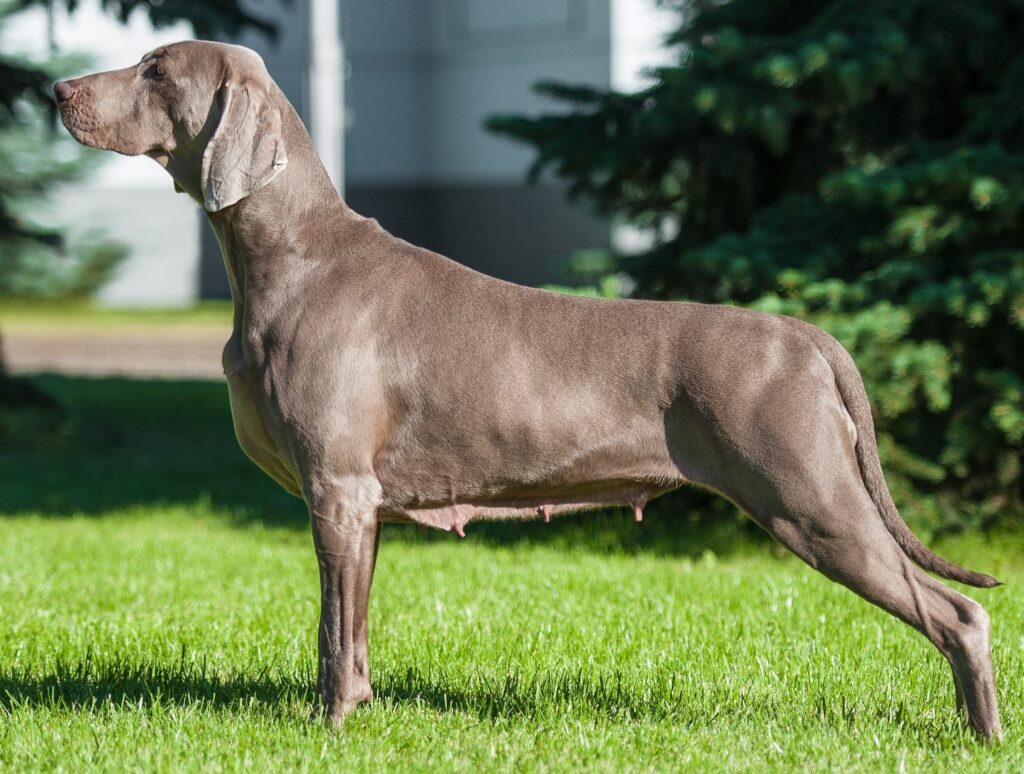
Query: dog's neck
[{"left": 205, "top": 103, "right": 352, "bottom": 332}]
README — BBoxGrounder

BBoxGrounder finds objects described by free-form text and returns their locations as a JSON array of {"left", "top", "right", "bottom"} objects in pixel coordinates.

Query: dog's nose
[{"left": 53, "top": 79, "right": 77, "bottom": 104}]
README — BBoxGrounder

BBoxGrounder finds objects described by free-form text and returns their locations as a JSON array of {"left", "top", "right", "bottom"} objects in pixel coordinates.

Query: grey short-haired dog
[{"left": 55, "top": 40, "right": 1002, "bottom": 740}]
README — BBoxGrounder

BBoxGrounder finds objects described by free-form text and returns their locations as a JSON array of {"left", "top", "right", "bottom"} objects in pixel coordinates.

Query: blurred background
[
  {"left": 2, "top": 0, "right": 676, "bottom": 302},
  {"left": 1, "top": 0, "right": 1022, "bottom": 544}
]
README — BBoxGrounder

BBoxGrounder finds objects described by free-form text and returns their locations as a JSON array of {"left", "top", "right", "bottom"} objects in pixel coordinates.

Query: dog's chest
[{"left": 222, "top": 332, "right": 304, "bottom": 496}]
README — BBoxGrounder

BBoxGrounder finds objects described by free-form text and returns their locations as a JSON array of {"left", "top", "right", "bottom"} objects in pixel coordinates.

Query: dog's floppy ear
[{"left": 201, "top": 80, "right": 288, "bottom": 212}]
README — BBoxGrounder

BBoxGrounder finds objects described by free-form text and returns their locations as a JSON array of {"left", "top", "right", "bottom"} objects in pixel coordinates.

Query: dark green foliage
[
  {"left": 0, "top": 35, "right": 128, "bottom": 299},
  {"left": 16, "top": 0, "right": 276, "bottom": 38},
  {"left": 489, "top": 0, "right": 1024, "bottom": 531},
  {"left": 0, "top": 44, "right": 63, "bottom": 249}
]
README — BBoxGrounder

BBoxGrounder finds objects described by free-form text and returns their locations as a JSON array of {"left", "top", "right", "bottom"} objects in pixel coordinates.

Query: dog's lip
[
  {"left": 57, "top": 111, "right": 76, "bottom": 133},
  {"left": 56, "top": 99, "right": 77, "bottom": 121},
  {"left": 56, "top": 109, "right": 103, "bottom": 150},
  {"left": 56, "top": 98, "right": 94, "bottom": 136},
  {"left": 145, "top": 149, "right": 172, "bottom": 167},
  {"left": 57, "top": 109, "right": 83, "bottom": 136}
]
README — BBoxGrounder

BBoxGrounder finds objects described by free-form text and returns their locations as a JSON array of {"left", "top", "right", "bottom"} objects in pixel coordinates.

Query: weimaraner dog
[{"left": 55, "top": 41, "right": 1002, "bottom": 740}]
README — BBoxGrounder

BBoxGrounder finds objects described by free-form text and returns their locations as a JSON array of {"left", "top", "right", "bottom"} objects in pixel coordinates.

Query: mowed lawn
[{"left": 2, "top": 376, "right": 1023, "bottom": 771}]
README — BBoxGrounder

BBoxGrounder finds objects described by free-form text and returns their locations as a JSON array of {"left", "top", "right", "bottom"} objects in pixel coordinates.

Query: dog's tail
[{"left": 812, "top": 329, "right": 1001, "bottom": 589}]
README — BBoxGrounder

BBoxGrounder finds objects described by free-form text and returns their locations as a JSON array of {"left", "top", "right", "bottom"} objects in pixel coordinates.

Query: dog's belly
[
  {"left": 377, "top": 479, "right": 677, "bottom": 534},
  {"left": 375, "top": 407, "right": 684, "bottom": 533}
]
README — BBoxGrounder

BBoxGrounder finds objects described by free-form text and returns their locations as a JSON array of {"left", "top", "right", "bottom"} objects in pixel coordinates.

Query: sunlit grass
[{"left": 2, "top": 510, "right": 1022, "bottom": 771}]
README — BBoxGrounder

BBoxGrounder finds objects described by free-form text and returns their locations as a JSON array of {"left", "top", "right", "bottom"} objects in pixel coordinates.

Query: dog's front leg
[{"left": 308, "top": 475, "right": 383, "bottom": 727}]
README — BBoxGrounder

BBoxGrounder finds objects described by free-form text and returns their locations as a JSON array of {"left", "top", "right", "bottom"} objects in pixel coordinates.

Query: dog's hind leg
[
  {"left": 718, "top": 452, "right": 1002, "bottom": 741},
  {"left": 665, "top": 331, "right": 1001, "bottom": 739}
]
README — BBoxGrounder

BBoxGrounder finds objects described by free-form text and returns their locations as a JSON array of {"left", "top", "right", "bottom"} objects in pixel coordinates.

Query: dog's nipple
[
  {"left": 452, "top": 523, "right": 466, "bottom": 538},
  {"left": 538, "top": 505, "right": 551, "bottom": 523},
  {"left": 633, "top": 504, "right": 644, "bottom": 523}
]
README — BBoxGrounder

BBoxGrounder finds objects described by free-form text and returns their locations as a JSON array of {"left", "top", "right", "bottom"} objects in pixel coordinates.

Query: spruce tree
[
  {"left": 0, "top": 11, "right": 124, "bottom": 298},
  {"left": 488, "top": 0, "right": 1024, "bottom": 531}
]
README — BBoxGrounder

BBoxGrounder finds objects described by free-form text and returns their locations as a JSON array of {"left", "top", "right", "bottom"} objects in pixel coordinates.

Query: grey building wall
[
  {"left": 346, "top": 183, "right": 606, "bottom": 287},
  {"left": 343, "top": 0, "right": 610, "bottom": 285}
]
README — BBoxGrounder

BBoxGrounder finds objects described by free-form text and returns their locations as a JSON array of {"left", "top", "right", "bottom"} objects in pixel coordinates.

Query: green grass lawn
[{"left": 2, "top": 376, "right": 1022, "bottom": 771}]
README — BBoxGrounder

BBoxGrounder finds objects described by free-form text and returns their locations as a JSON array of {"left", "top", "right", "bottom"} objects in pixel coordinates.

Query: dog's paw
[{"left": 313, "top": 682, "right": 374, "bottom": 729}]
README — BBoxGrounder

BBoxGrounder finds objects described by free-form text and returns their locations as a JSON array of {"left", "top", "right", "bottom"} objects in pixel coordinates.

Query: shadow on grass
[
  {"left": 1, "top": 375, "right": 303, "bottom": 527},
  {"left": 0, "top": 657, "right": 940, "bottom": 736},
  {"left": 0, "top": 374, "right": 761, "bottom": 558},
  {"left": 0, "top": 657, "right": 312, "bottom": 714},
  {"left": 2, "top": 657, "right": 705, "bottom": 721}
]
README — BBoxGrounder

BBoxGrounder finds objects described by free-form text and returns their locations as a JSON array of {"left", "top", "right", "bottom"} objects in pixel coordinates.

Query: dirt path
[{"left": 3, "top": 328, "right": 229, "bottom": 380}]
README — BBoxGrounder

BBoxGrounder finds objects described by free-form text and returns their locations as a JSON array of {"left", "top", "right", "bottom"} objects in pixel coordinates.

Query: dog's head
[{"left": 54, "top": 40, "right": 287, "bottom": 212}]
